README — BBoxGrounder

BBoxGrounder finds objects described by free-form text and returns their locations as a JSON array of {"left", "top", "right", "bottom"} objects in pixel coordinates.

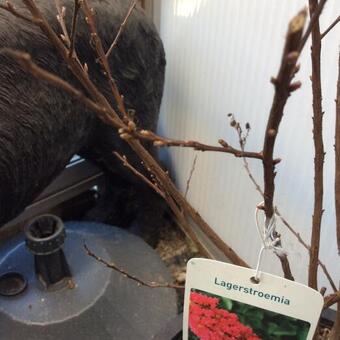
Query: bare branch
[
  {"left": 69, "top": 0, "right": 81, "bottom": 58},
  {"left": 260, "top": 2, "right": 326, "bottom": 282},
  {"left": 105, "top": 0, "right": 137, "bottom": 58},
  {"left": 184, "top": 155, "right": 198, "bottom": 198},
  {"left": 299, "top": 0, "right": 328, "bottom": 52},
  {"left": 21, "top": 0, "right": 121, "bottom": 125},
  {"left": 308, "top": 0, "right": 325, "bottom": 291},
  {"left": 321, "top": 15, "right": 340, "bottom": 40},
  {"left": 261, "top": 9, "right": 309, "bottom": 280},
  {"left": 54, "top": 0, "right": 70, "bottom": 46},
  {"left": 81, "top": 0, "right": 127, "bottom": 117},
  {"left": 260, "top": 0, "right": 329, "bottom": 257},
  {"left": 276, "top": 258, "right": 293, "bottom": 281},
  {"left": 113, "top": 151, "right": 166, "bottom": 199},
  {"left": 133, "top": 129, "right": 265, "bottom": 161},
  {"left": 324, "top": 290, "right": 340, "bottom": 309},
  {"left": 84, "top": 243, "right": 184, "bottom": 289},
  {"left": 230, "top": 120, "right": 265, "bottom": 197},
  {"left": 0, "top": 2, "right": 36, "bottom": 23},
  {"left": 263, "top": 8, "right": 307, "bottom": 220}
]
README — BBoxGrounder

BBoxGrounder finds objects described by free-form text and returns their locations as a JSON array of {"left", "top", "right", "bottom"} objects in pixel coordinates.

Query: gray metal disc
[{"left": 0, "top": 221, "right": 178, "bottom": 340}]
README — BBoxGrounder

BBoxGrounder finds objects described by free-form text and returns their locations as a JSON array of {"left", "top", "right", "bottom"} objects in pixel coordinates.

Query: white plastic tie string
[{"left": 253, "top": 202, "right": 286, "bottom": 282}]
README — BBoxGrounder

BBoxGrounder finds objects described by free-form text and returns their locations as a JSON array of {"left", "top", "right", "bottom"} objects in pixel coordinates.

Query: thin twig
[
  {"left": 81, "top": 0, "right": 127, "bottom": 117},
  {"left": 68, "top": 0, "right": 81, "bottom": 58},
  {"left": 134, "top": 129, "right": 265, "bottom": 161},
  {"left": 308, "top": 0, "right": 325, "bottom": 291},
  {"left": 54, "top": 0, "right": 70, "bottom": 46},
  {"left": 242, "top": 155, "right": 264, "bottom": 196},
  {"left": 229, "top": 117, "right": 265, "bottom": 197},
  {"left": 335, "top": 51, "right": 340, "bottom": 255},
  {"left": 184, "top": 155, "right": 198, "bottom": 198},
  {"left": 105, "top": 0, "right": 137, "bottom": 58},
  {"left": 22, "top": 0, "right": 126, "bottom": 128},
  {"left": 320, "top": 286, "right": 327, "bottom": 296},
  {"left": 53, "top": 0, "right": 85, "bottom": 69},
  {"left": 321, "top": 15, "right": 340, "bottom": 40},
  {"left": 237, "top": 137, "right": 265, "bottom": 197},
  {"left": 113, "top": 151, "right": 165, "bottom": 199},
  {"left": 298, "top": 0, "right": 328, "bottom": 52},
  {"left": 84, "top": 243, "right": 184, "bottom": 289},
  {"left": 0, "top": 2, "right": 36, "bottom": 23},
  {"left": 324, "top": 290, "right": 340, "bottom": 309}
]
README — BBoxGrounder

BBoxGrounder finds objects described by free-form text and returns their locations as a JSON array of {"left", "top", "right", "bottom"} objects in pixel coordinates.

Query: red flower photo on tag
[
  {"left": 189, "top": 291, "right": 260, "bottom": 339},
  {"left": 188, "top": 289, "right": 310, "bottom": 340}
]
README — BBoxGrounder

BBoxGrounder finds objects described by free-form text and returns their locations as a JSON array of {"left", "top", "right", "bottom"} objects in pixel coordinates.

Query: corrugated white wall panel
[{"left": 157, "top": 0, "right": 340, "bottom": 291}]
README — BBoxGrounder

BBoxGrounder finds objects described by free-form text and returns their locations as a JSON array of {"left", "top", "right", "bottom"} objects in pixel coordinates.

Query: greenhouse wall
[{"left": 156, "top": 0, "right": 340, "bottom": 292}]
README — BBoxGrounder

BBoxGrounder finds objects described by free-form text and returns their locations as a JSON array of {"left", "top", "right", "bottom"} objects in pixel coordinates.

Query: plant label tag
[{"left": 183, "top": 258, "right": 324, "bottom": 340}]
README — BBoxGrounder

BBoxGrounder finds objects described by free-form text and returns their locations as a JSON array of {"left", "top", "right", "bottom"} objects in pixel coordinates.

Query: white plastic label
[{"left": 183, "top": 258, "right": 324, "bottom": 340}]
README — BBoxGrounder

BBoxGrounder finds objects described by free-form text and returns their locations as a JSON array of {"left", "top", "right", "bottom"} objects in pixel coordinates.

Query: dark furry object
[{"left": 0, "top": 0, "right": 166, "bottom": 231}]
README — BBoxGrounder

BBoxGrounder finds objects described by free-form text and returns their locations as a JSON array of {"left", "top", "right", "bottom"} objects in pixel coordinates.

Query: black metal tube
[{"left": 25, "top": 214, "right": 71, "bottom": 289}]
